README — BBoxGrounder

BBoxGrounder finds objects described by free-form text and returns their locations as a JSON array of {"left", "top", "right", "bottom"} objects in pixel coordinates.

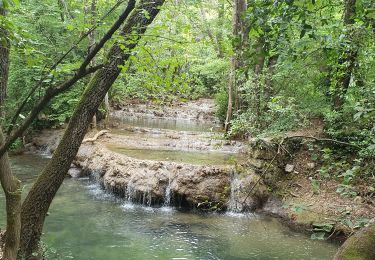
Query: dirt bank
[{"left": 246, "top": 136, "right": 375, "bottom": 241}]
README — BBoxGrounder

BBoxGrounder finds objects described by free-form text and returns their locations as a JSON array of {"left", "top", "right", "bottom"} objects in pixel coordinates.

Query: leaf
[
  {"left": 142, "top": 9, "right": 150, "bottom": 19},
  {"left": 313, "top": 223, "right": 334, "bottom": 233},
  {"left": 66, "top": 24, "right": 74, "bottom": 31},
  {"left": 311, "top": 232, "right": 326, "bottom": 240}
]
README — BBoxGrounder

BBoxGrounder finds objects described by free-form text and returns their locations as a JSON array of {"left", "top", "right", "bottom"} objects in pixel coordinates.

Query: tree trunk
[
  {"left": 225, "top": 0, "right": 247, "bottom": 132},
  {"left": 332, "top": 0, "right": 357, "bottom": 111},
  {"left": 0, "top": 8, "right": 9, "bottom": 107},
  {"left": 0, "top": 130, "right": 21, "bottom": 260},
  {"left": 216, "top": 0, "right": 225, "bottom": 58},
  {"left": 85, "top": 0, "right": 99, "bottom": 130},
  {"left": 18, "top": 0, "right": 164, "bottom": 257},
  {"left": 0, "top": 7, "right": 22, "bottom": 260},
  {"left": 253, "top": 37, "right": 266, "bottom": 117},
  {"left": 224, "top": 56, "right": 235, "bottom": 132},
  {"left": 104, "top": 92, "right": 110, "bottom": 128}
]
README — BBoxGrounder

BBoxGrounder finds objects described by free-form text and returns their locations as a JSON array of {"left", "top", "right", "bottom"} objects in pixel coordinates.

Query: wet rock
[
  {"left": 334, "top": 223, "right": 375, "bottom": 260},
  {"left": 227, "top": 171, "right": 269, "bottom": 212},
  {"left": 77, "top": 145, "right": 236, "bottom": 211}
]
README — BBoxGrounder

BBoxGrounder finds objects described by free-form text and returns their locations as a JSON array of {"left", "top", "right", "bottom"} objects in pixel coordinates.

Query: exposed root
[{"left": 83, "top": 130, "right": 109, "bottom": 143}]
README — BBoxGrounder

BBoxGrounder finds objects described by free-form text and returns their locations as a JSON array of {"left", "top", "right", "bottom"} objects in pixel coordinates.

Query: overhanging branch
[{"left": 0, "top": 0, "right": 136, "bottom": 157}]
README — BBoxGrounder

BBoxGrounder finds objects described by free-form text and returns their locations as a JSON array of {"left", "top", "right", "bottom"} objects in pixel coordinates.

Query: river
[{"left": 0, "top": 113, "right": 340, "bottom": 259}]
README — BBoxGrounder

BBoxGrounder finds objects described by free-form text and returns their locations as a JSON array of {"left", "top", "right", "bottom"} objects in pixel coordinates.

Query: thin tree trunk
[
  {"left": 85, "top": 0, "right": 98, "bottom": 130},
  {"left": 216, "top": 0, "right": 225, "bottom": 58},
  {"left": 18, "top": 0, "right": 163, "bottom": 257},
  {"left": 332, "top": 0, "right": 357, "bottom": 111},
  {"left": 0, "top": 8, "right": 9, "bottom": 108},
  {"left": 0, "top": 130, "right": 21, "bottom": 260},
  {"left": 0, "top": 7, "right": 22, "bottom": 260},
  {"left": 224, "top": 57, "right": 235, "bottom": 132},
  {"left": 225, "top": 0, "right": 247, "bottom": 132},
  {"left": 253, "top": 37, "right": 266, "bottom": 117},
  {"left": 104, "top": 92, "right": 110, "bottom": 128}
]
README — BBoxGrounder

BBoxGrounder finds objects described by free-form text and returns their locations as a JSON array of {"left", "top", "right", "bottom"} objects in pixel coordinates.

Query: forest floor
[{"left": 25, "top": 98, "right": 375, "bottom": 241}]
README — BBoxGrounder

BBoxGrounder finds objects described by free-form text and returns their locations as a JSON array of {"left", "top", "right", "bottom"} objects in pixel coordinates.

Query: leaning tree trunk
[
  {"left": 0, "top": 7, "right": 22, "bottom": 260},
  {"left": 18, "top": 0, "right": 164, "bottom": 257},
  {"left": 332, "top": 0, "right": 357, "bottom": 111}
]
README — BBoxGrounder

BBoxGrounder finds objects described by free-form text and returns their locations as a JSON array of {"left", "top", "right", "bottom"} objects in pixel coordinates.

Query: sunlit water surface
[{"left": 0, "top": 155, "right": 339, "bottom": 259}]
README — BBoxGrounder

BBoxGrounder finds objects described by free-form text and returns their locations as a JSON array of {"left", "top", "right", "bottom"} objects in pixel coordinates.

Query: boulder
[{"left": 334, "top": 224, "right": 375, "bottom": 260}]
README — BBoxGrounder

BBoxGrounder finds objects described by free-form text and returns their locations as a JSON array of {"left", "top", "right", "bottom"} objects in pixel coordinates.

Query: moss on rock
[{"left": 334, "top": 224, "right": 375, "bottom": 260}]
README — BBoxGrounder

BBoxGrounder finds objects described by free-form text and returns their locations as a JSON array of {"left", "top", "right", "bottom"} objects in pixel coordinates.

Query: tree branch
[
  {"left": 284, "top": 135, "right": 360, "bottom": 148},
  {"left": 7, "top": 0, "right": 126, "bottom": 135},
  {"left": 0, "top": 1, "right": 136, "bottom": 157}
]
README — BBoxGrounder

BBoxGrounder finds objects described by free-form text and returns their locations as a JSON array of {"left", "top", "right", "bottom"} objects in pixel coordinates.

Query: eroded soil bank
[{"left": 26, "top": 98, "right": 374, "bottom": 243}]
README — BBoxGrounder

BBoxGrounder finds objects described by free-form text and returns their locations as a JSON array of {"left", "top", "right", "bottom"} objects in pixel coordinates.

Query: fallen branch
[
  {"left": 284, "top": 135, "right": 360, "bottom": 148},
  {"left": 82, "top": 130, "right": 109, "bottom": 143}
]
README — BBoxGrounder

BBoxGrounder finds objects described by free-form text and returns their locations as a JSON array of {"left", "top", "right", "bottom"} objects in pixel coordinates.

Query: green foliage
[
  {"left": 311, "top": 223, "right": 334, "bottom": 240},
  {"left": 9, "top": 137, "right": 22, "bottom": 151}
]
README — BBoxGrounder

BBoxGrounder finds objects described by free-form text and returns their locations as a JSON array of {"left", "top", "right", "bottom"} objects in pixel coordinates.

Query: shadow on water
[{"left": 0, "top": 154, "right": 339, "bottom": 259}]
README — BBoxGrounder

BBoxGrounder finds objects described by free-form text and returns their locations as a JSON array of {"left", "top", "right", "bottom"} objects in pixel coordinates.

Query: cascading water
[
  {"left": 126, "top": 180, "right": 135, "bottom": 202},
  {"left": 164, "top": 175, "right": 172, "bottom": 207},
  {"left": 228, "top": 171, "right": 242, "bottom": 212}
]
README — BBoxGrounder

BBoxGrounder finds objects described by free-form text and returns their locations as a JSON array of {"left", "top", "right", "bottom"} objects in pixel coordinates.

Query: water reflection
[{"left": 0, "top": 155, "right": 339, "bottom": 260}]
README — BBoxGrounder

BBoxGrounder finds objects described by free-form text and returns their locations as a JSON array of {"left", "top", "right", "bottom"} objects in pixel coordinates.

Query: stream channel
[{"left": 0, "top": 116, "right": 339, "bottom": 259}]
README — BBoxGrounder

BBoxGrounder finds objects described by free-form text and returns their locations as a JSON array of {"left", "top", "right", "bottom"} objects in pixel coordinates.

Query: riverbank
[{"left": 24, "top": 98, "right": 374, "bottom": 244}]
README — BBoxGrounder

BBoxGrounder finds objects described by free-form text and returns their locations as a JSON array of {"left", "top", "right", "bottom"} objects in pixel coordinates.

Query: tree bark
[
  {"left": 332, "top": 0, "right": 357, "bottom": 111},
  {"left": 18, "top": 0, "right": 164, "bottom": 257},
  {"left": 216, "top": 0, "right": 225, "bottom": 58},
  {"left": 0, "top": 8, "right": 9, "bottom": 106},
  {"left": 86, "top": 0, "right": 98, "bottom": 130},
  {"left": 0, "top": 130, "right": 21, "bottom": 260},
  {"left": 0, "top": 7, "right": 22, "bottom": 260}
]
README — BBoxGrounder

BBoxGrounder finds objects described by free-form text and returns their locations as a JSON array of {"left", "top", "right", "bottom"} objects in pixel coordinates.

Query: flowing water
[{"left": 0, "top": 154, "right": 339, "bottom": 259}]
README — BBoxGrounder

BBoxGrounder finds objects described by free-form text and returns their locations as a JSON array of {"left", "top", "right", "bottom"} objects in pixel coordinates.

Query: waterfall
[
  {"left": 164, "top": 175, "right": 172, "bottom": 207},
  {"left": 228, "top": 171, "right": 242, "bottom": 212},
  {"left": 126, "top": 180, "right": 135, "bottom": 202},
  {"left": 142, "top": 189, "right": 152, "bottom": 207}
]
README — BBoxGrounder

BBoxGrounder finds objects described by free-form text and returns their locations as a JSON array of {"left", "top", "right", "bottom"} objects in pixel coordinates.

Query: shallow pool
[{"left": 0, "top": 154, "right": 339, "bottom": 259}]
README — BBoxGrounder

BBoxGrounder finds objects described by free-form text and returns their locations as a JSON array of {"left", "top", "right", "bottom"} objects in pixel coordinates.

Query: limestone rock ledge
[{"left": 74, "top": 143, "right": 270, "bottom": 212}]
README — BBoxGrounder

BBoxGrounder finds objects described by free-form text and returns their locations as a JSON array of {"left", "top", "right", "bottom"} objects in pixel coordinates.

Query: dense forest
[{"left": 0, "top": 0, "right": 374, "bottom": 259}]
